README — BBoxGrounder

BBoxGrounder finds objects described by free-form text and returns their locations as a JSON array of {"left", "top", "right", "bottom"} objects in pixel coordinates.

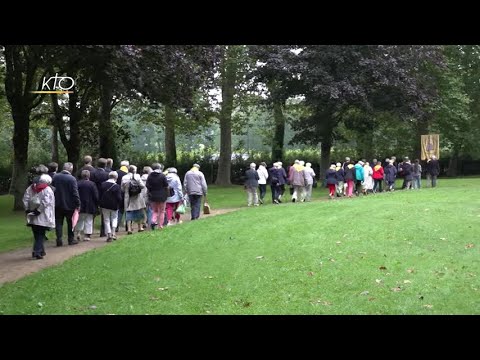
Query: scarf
[{"left": 32, "top": 183, "right": 48, "bottom": 193}]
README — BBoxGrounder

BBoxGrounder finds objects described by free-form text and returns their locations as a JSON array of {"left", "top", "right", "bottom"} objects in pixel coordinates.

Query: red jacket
[{"left": 372, "top": 165, "right": 384, "bottom": 180}]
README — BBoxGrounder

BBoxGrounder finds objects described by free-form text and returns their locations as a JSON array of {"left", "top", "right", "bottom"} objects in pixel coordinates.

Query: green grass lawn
[
  {"left": 0, "top": 197, "right": 33, "bottom": 253},
  {"left": 0, "top": 184, "right": 325, "bottom": 253},
  {"left": 0, "top": 178, "right": 478, "bottom": 314}
]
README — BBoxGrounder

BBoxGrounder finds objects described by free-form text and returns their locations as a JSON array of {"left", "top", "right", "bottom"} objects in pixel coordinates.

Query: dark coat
[
  {"left": 426, "top": 160, "right": 440, "bottom": 176},
  {"left": 277, "top": 167, "right": 288, "bottom": 185},
  {"left": 146, "top": 171, "right": 169, "bottom": 202},
  {"left": 77, "top": 179, "right": 99, "bottom": 215},
  {"left": 325, "top": 169, "right": 338, "bottom": 185},
  {"left": 344, "top": 166, "right": 356, "bottom": 181},
  {"left": 116, "top": 169, "right": 128, "bottom": 186},
  {"left": 400, "top": 162, "right": 413, "bottom": 181},
  {"left": 384, "top": 164, "right": 397, "bottom": 183},
  {"left": 99, "top": 181, "right": 123, "bottom": 211},
  {"left": 94, "top": 168, "right": 109, "bottom": 193},
  {"left": 336, "top": 168, "right": 345, "bottom": 182},
  {"left": 245, "top": 169, "right": 259, "bottom": 187},
  {"left": 51, "top": 170, "right": 81, "bottom": 211}
]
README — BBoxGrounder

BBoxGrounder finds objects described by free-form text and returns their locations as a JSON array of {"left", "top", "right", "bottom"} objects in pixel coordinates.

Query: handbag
[
  {"left": 175, "top": 203, "right": 186, "bottom": 214},
  {"left": 203, "top": 196, "right": 211, "bottom": 214}
]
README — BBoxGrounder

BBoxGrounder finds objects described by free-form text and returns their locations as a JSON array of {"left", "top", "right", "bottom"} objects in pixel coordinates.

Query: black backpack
[{"left": 129, "top": 179, "right": 142, "bottom": 196}]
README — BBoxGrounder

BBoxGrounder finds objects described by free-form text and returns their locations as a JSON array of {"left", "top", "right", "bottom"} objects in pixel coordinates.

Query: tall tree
[
  {"left": 290, "top": 45, "right": 444, "bottom": 176},
  {"left": 249, "top": 45, "right": 301, "bottom": 162},
  {"left": 215, "top": 46, "right": 244, "bottom": 185},
  {"left": 136, "top": 45, "right": 217, "bottom": 166},
  {"left": 3, "top": 45, "right": 48, "bottom": 210}
]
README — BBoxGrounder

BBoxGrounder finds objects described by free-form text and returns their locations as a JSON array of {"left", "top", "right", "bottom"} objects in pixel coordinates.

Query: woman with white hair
[
  {"left": 244, "top": 163, "right": 259, "bottom": 207},
  {"left": 23, "top": 174, "right": 55, "bottom": 259},
  {"left": 121, "top": 165, "right": 146, "bottom": 234},
  {"left": 303, "top": 162, "right": 316, "bottom": 202},
  {"left": 165, "top": 167, "right": 185, "bottom": 225},
  {"left": 141, "top": 166, "right": 153, "bottom": 229}
]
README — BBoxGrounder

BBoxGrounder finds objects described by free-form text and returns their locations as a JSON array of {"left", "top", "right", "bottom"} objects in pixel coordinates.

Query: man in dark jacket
[
  {"left": 426, "top": 155, "right": 440, "bottom": 187},
  {"left": 51, "top": 162, "right": 80, "bottom": 246},
  {"left": 245, "top": 163, "right": 260, "bottom": 206}
]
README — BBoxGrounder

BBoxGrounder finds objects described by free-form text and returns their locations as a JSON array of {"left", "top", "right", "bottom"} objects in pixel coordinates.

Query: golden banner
[{"left": 421, "top": 134, "right": 440, "bottom": 160}]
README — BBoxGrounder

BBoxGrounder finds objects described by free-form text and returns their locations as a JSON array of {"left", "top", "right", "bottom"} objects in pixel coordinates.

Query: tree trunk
[
  {"left": 320, "top": 141, "right": 332, "bottom": 183},
  {"left": 4, "top": 45, "right": 45, "bottom": 210},
  {"left": 51, "top": 124, "right": 59, "bottom": 163},
  {"left": 446, "top": 150, "right": 459, "bottom": 177},
  {"left": 272, "top": 99, "right": 285, "bottom": 162},
  {"left": 67, "top": 90, "right": 81, "bottom": 171},
  {"left": 164, "top": 104, "right": 177, "bottom": 167},
  {"left": 99, "top": 84, "right": 117, "bottom": 165},
  {"left": 215, "top": 46, "right": 238, "bottom": 185},
  {"left": 10, "top": 111, "right": 30, "bottom": 210}
]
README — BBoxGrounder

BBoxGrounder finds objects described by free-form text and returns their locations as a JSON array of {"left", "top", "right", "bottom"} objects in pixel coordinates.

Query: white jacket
[
  {"left": 23, "top": 185, "right": 56, "bottom": 228},
  {"left": 257, "top": 165, "right": 269, "bottom": 185}
]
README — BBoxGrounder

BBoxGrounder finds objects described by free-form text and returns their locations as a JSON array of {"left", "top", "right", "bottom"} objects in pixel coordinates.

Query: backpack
[{"left": 128, "top": 179, "right": 142, "bottom": 197}]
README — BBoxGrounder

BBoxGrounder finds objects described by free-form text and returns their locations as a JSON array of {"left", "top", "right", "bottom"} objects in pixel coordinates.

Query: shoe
[
  {"left": 41, "top": 251, "right": 46, "bottom": 256},
  {"left": 34, "top": 255, "right": 43, "bottom": 260},
  {"left": 259, "top": 199, "right": 264, "bottom": 204},
  {"left": 106, "top": 237, "right": 113, "bottom": 242},
  {"left": 56, "top": 241, "right": 63, "bottom": 247},
  {"left": 292, "top": 198, "right": 296, "bottom": 203},
  {"left": 84, "top": 237, "right": 91, "bottom": 241},
  {"left": 68, "top": 240, "right": 79, "bottom": 245},
  {"left": 176, "top": 220, "right": 183, "bottom": 224},
  {"left": 273, "top": 200, "right": 279, "bottom": 204},
  {"left": 112, "top": 234, "right": 117, "bottom": 240},
  {"left": 138, "top": 228, "right": 145, "bottom": 232},
  {"left": 127, "top": 231, "right": 133, "bottom": 235},
  {"left": 254, "top": 204, "right": 259, "bottom": 206}
]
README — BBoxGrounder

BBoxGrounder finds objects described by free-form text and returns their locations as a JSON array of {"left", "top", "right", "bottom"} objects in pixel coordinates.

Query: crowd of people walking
[
  {"left": 23, "top": 157, "right": 208, "bottom": 260},
  {"left": 22, "top": 153, "right": 440, "bottom": 260}
]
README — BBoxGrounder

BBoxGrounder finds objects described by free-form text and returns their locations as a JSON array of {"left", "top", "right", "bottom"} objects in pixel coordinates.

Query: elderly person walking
[
  {"left": 257, "top": 161, "right": 269, "bottom": 204},
  {"left": 146, "top": 163, "right": 169, "bottom": 230},
  {"left": 99, "top": 171, "right": 123, "bottom": 241},
  {"left": 303, "top": 162, "right": 316, "bottom": 202},
  {"left": 289, "top": 160, "right": 306, "bottom": 203},
  {"left": 51, "top": 162, "right": 80, "bottom": 246},
  {"left": 426, "top": 155, "right": 440, "bottom": 187},
  {"left": 122, "top": 165, "right": 146, "bottom": 234},
  {"left": 184, "top": 163, "right": 208, "bottom": 220},
  {"left": 76, "top": 170, "right": 99, "bottom": 241},
  {"left": 165, "top": 167, "right": 185, "bottom": 225},
  {"left": 141, "top": 166, "right": 153, "bottom": 229},
  {"left": 245, "top": 163, "right": 260, "bottom": 207},
  {"left": 23, "top": 174, "right": 55, "bottom": 259}
]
